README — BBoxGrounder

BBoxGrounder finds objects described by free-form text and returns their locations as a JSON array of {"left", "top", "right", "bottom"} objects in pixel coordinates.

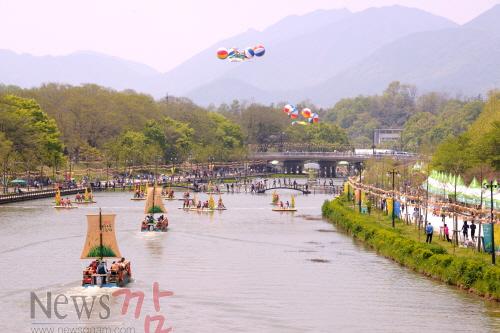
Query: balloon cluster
[
  {"left": 283, "top": 104, "right": 319, "bottom": 125},
  {"left": 217, "top": 45, "right": 265, "bottom": 62}
]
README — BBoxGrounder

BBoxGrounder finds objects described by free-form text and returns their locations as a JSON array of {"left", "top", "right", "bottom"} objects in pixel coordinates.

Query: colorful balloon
[
  {"left": 311, "top": 113, "right": 320, "bottom": 123},
  {"left": 218, "top": 45, "right": 264, "bottom": 62},
  {"left": 245, "top": 47, "right": 255, "bottom": 59},
  {"left": 253, "top": 44, "right": 265, "bottom": 57},
  {"left": 289, "top": 109, "right": 299, "bottom": 119},
  {"left": 283, "top": 104, "right": 294, "bottom": 114},
  {"left": 217, "top": 48, "right": 228, "bottom": 60},
  {"left": 301, "top": 108, "right": 312, "bottom": 118}
]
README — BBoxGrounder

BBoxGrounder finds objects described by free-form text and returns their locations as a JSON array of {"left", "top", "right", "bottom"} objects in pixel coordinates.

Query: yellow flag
[{"left": 387, "top": 198, "right": 393, "bottom": 216}]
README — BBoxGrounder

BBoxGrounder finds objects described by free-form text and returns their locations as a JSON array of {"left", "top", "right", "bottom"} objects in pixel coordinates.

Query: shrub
[{"left": 322, "top": 196, "right": 500, "bottom": 301}]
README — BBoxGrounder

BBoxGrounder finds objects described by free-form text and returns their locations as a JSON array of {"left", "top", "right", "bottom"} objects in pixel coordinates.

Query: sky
[{"left": 1, "top": 0, "right": 499, "bottom": 72}]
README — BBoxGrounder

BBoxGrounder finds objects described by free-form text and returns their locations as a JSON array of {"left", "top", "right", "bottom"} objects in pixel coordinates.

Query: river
[{"left": 0, "top": 189, "right": 498, "bottom": 332}]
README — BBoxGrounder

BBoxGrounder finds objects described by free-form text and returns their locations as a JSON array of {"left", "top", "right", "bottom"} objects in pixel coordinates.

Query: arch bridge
[{"left": 257, "top": 185, "right": 311, "bottom": 194}]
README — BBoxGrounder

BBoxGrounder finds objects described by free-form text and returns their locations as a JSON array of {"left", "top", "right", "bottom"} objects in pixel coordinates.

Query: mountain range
[{"left": 1, "top": 5, "right": 500, "bottom": 106}]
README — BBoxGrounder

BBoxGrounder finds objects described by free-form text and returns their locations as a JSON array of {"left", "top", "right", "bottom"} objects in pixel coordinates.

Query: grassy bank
[{"left": 322, "top": 196, "right": 500, "bottom": 301}]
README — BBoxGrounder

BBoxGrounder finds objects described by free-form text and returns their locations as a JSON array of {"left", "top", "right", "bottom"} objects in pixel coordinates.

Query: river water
[{"left": 0, "top": 190, "right": 498, "bottom": 332}]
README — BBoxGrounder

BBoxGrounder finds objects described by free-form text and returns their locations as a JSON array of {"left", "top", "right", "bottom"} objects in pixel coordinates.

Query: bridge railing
[
  {"left": 250, "top": 151, "right": 417, "bottom": 159},
  {"left": 0, "top": 187, "right": 85, "bottom": 204}
]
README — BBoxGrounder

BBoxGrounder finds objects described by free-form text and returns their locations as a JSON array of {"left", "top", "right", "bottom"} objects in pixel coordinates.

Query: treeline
[
  {"left": 214, "top": 100, "right": 349, "bottom": 148},
  {"left": 0, "top": 84, "right": 350, "bottom": 175},
  {"left": 432, "top": 91, "right": 499, "bottom": 174},
  {"left": 0, "top": 94, "right": 64, "bottom": 174},
  {"left": 324, "top": 81, "right": 484, "bottom": 151},
  {"left": 2, "top": 81, "right": 495, "bottom": 178}
]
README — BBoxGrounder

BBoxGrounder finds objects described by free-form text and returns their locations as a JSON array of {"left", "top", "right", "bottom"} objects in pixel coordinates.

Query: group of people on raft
[
  {"left": 75, "top": 192, "right": 93, "bottom": 203},
  {"left": 182, "top": 197, "right": 225, "bottom": 210},
  {"left": 141, "top": 214, "right": 169, "bottom": 231},
  {"left": 83, "top": 257, "right": 131, "bottom": 286},
  {"left": 278, "top": 201, "right": 291, "bottom": 209},
  {"left": 58, "top": 197, "right": 73, "bottom": 207},
  {"left": 134, "top": 189, "right": 146, "bottom": 199},
  {"left": 162, "top": 189, "right": 175, "bottom": 199}
]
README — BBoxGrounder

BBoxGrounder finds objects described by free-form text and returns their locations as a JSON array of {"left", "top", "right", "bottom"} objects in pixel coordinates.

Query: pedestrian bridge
[{"left": 257, "top": 186, "right": 311, "bottom": 194}]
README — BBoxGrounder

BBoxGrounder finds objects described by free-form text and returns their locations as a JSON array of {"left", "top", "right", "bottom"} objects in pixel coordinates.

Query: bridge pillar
[
  {"left": 353, "top": 162, "right": 363, "bottom": 176},
  {"left": 283, "top": 160, "right": 303, "bottom": 174},
  {"left": 319, "top": 161, "right": 337, "bottom": 178}
]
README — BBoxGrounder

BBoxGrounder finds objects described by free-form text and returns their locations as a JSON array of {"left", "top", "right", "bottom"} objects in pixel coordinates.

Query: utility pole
[
  {"left": 453, "top": 175, "right": 459, "bottom": 247},
  {"left": 424, "top": 164, "right": 429, "bottom": 229},
  {"left": 358, "top": 163, "right": 363, "bottom": 213},
  {"left": 387, "top": 168, "right": 399, "bottom": 228},
  {"left": 478, "top": 167, "right": 484, "bottom": 252}
]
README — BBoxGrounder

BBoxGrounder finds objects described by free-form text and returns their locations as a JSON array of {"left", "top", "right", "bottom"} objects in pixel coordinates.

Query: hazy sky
[{"left": 1, "top": 0, "right": 499, "bottom": 72}]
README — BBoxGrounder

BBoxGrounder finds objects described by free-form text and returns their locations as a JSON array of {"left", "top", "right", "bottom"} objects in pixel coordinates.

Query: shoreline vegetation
[{"left": 322, "top": 195, "right": 500, "bottom": 301}]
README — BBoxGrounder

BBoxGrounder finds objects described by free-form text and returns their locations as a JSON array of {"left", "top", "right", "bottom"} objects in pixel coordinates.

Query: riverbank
[{"left": 322, "top": 195, "right": 500, "bottom": 301}]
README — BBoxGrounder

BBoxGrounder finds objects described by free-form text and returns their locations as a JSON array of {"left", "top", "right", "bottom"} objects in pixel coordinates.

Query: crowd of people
[{"left": 369, "top": 191, "right": 495, "bottom": 248}]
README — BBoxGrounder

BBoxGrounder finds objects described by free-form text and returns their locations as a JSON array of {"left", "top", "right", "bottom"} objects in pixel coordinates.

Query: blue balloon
[{"left": 245, "top": 48, "right": 255, "bottom": 59}]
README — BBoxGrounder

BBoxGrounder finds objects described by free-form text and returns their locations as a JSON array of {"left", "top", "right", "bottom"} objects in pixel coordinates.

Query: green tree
[
  {"left": 285, "top": 123, "right": 349, "bottom": 148},
  {"left": 0, "top": 94, "right": 64, "bottom": 172},
  {"left": 143, "top": 117, "right": 194, "bottom": 161}
]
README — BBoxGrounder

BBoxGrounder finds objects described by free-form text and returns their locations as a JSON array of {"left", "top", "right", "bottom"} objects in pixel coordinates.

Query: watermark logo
[{"left": 31, "top": 282, "right": 173, "bottom": 333}]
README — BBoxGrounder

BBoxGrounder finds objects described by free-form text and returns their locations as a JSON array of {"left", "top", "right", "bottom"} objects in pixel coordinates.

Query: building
[{"left": 373, "top": 129, "right": 403, "bottom": 146}]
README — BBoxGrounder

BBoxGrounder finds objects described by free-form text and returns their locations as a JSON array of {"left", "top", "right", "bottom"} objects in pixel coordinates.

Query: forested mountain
[
  {"left": 185, "top": 6, "right": 457, "bottom": 105},
  {"left": 160, "top": 8, "right": 353, "bottom": 96},
  {"left": 305, "top": 5, "right": 500, "bottom": 105},
  {"left": 0, "top": 6, "right": 462, "bottom": 106}
]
